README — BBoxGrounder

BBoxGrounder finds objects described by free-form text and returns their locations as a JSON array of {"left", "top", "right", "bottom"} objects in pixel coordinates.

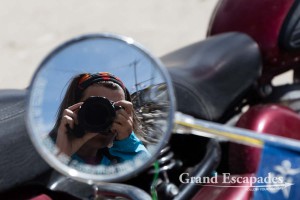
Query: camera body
[{"left": 71, "top": 96, "right": 121, "bottom": 138}]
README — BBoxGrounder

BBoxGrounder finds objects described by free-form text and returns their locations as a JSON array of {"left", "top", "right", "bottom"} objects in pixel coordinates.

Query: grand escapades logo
[
  {"left": 179, "top": 160, "right": 300, "bottom": 199},
  {"left": 179, "top": 172, "right": 285, "bottom": 186}
]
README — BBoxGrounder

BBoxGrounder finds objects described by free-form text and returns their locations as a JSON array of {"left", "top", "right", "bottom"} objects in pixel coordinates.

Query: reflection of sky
[{"left": 36, "top": 37, "right": 165, "bottom": 132}]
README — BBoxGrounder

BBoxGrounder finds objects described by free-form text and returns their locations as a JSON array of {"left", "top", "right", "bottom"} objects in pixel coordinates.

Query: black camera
[{"left": 70, "top": 96, "right": 122, "bottom": 138}]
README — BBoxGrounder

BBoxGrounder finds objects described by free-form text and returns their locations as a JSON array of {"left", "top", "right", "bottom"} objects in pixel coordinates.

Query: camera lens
[
  {"left": 78, "top": 96, "right": 116, "bottom": 133},
  {"left": 85, "top": 102, "right": 108, "bottom": 126}
]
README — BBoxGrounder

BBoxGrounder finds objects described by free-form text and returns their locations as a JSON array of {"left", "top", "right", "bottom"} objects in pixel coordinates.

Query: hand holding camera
[
  {"left": 111, "top": 100, "right": 134, "bottom": 140},
  {"left": 56, "top": 102, "right": 99, "bottom": 157},
  {"left": 56, "top": 97, "right": 134, "bottom": 156}
]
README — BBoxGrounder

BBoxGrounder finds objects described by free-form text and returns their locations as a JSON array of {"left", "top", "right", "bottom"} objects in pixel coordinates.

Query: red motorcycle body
[
  {"left": 193, "top": 105, "right": 300, "bottom": 199},
  {"left": 229, "top": 104, "right": 300, "bottom": 174},
  {"left": 200, "top": 1, "right": 300, "bottom": 199},
  {"left": 208, "top": 0, "right": 300, "bottom": 83},
  {"left": 237, "top": 104, "right": 300, "bottom": 139},
  {"left": 208, "top": 0, "right": 300, "bottom": 171}
]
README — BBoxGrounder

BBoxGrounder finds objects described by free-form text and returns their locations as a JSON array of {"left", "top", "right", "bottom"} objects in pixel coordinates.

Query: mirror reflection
[
  {"left": 50, "top": 72, "right": 151, "bottom": 166},
  {"left": 28, "top": 35, "right": 172, "bottom": 176}
]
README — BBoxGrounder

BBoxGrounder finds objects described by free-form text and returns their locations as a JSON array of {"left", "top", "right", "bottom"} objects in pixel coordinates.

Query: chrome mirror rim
[{"left": 26, "top": 33, "right": 176, "bottom": 183}]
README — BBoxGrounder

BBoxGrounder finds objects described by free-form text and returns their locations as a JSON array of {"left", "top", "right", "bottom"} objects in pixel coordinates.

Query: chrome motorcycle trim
[
  {"left": 175, "top": 112, "right": 300, "bottom": 151},
  {"left": 26, "top": 33, "right": 176, "bottom": 183}
]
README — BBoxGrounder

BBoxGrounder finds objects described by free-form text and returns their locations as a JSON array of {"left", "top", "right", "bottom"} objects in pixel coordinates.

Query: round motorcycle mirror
[{"left": 26, "top": 33, "right": 175, "bottom": 183}]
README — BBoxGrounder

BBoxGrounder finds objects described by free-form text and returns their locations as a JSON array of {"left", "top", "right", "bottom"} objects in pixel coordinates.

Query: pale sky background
[
  {"left": 0, "top": 0, "right": 220, "bottom": 89},
  {"left": 33, "top": 36, "right": 167, "bottom": 128}
]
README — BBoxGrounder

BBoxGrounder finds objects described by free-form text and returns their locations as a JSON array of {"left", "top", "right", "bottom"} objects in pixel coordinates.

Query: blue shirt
[{"left": 71, "top": 132, "right": 150, "bottom": 165}]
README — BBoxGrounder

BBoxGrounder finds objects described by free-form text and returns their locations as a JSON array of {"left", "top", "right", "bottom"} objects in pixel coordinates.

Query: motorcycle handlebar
[{"left": 174, "top": 139, "right": 221, "bottom": 200}]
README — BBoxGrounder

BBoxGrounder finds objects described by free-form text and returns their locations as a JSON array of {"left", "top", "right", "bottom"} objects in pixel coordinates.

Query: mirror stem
[{"left": 174, "top": 112, "right": 300, "bottom": 151}]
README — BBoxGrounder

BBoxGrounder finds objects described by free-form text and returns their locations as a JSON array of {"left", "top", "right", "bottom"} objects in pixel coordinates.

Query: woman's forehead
[{"left": 81, "top": 85, "right": 125, "bottom": 102}]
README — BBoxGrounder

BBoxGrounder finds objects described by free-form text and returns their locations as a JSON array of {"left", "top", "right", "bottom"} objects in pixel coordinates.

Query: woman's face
[
  {"left": 81, "top": 84, "right": 125, "bottom": 149},
  {"left": 81, "top": 84, "right": 125, "bottom": 102}
]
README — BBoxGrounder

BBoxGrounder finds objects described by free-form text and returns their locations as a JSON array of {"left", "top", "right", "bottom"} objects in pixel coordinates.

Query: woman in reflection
[{"left": 50, "top": 72, "right": 150, "bottom": 165}]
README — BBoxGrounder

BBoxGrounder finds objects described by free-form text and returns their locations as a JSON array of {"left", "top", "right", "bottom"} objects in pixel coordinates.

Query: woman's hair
[{"left": 50, "top": 73, "right": 150, "bottom": 144}]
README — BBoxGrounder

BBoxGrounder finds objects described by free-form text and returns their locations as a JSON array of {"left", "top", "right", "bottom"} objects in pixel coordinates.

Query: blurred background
[{"left": 0, "top": 0, "right": 219, "bottom": 89}]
